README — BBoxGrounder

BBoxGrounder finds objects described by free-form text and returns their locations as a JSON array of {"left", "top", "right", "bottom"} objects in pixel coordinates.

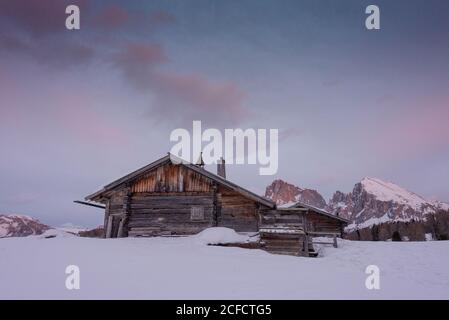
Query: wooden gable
[{"left": 131, "top": 163, "right": 213, "bottom": 193}]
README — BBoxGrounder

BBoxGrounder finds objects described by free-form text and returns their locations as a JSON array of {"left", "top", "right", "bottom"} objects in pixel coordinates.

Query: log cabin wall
[
  {"left": 125, "top": 163, "right": 215, "bottom": 236},
  {"left": 257, "top": 210, "right": 308, "bottom": 256},
  {"left": 257, "top": 208, "right": 345, "bottom": 256},
  {"left": 260, "top": 232, "right": 307, "bottom": 256},
  {"left": 105, "top": 188, "right": 129, "bottom": 238},
  {"left": 101, "top": 162, "right": 266, "bottom": 237},
  {"left": 259, "top": 209, "right": 304, "bottom": 226},
  {"left": 259, "top": 209, "right": 344, "bottom": 235},
  {"left": 306, "top": 211, "right": 344, "bottom": 235},
  {"left": 217, "top": 186, "right": 260, "bottom": 232},
  {"left": 127, "top": 192, "right": 215, "bottom": 236}
]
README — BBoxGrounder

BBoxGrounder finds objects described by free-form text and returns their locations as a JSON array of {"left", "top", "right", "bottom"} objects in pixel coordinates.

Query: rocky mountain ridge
[
  {"left": 264, "top": 179, "right": 326, "bottom": 208},
  {"left": 0, "top": 214, "right": 102, "bottom": 238},
  {"left": 0, "top": 214, "right": 50, "bottom": 238},
  {"left": 264, "top": 177, "right": 449, "bottom": 237},
  {"left": 328, "top": 177, "right": 449, "bottom": 230}
]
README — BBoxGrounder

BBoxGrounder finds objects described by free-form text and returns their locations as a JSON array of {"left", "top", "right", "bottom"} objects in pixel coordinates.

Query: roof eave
[
  {"left": 84, "top": 154, "right": 172, "bottom": 202},
  {"left": 84, "top": 153, "right": 276, "bottom": 209},
  {"left": 286, "top": 201, "right": 350, "bottom": 224},
  {"left": 85, "top": 188, "right": 107, "bottom": 202}
]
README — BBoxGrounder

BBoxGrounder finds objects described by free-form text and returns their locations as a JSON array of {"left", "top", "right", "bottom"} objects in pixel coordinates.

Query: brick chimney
[{"left": 217, "top": 157, "right": 226, "bottom": 179}]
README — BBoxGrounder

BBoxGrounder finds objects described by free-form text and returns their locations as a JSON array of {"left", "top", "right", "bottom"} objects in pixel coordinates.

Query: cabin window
[{"left": 190, "top": 207, "right": 205, "bottom": 221}]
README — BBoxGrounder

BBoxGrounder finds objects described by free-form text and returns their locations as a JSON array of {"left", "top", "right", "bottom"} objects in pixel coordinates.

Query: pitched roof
[
  {"left": 282, "top": 201, "right": 349, "bottom": 223},
  {"left": 85, "top": 153, "right": 275, "bottom": 208}
]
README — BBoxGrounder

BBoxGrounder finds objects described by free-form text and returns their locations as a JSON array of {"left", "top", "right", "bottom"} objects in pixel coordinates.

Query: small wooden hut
[{"left": 259, "top": 203, "right": 348, "bottom": 256}]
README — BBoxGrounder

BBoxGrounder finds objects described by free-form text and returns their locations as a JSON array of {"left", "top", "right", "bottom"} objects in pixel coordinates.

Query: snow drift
[
  {"left": 1, "top": 234, "right": 449, "bottom": 299},
  {"left": 193, "top": 227, "right": 251, "bottom": 245}
]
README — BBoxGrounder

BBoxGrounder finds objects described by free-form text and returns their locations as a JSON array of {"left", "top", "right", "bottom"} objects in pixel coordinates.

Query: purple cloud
[
  {"left": 114, "top": 42, "right": 249, "bottom": 125},
  {"left": 0, "top": 0, "right": 88, "bottom": 37}
]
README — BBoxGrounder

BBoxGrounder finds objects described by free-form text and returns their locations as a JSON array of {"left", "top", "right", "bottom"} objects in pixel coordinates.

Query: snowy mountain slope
[
  {"left": 0, "top": 214, "right": 51, "bottom": 238},
  {"left": 328, "top": 177, "right": 449, "bottom": 231},
  {"left": 360, "top": 177, "right": 429, "bottom": 209},
  {"left": 0, "top": 214, "right": 85, "bottom": 238},
  {"left": 431, "top": 200, "right": 449, "bottom": 211}
]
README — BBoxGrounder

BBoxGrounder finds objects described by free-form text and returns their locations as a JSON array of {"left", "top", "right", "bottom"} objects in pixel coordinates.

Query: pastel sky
[{"left": 1, "top": 0, "right": 448, "bottom": 227}]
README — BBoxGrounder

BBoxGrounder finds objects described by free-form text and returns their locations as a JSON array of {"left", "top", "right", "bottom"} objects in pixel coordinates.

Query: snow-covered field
[{"left": 1, "top": 231, "right": 449, "bottom": 299}]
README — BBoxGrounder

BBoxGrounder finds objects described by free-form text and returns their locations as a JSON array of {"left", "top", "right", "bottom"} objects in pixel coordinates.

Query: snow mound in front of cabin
[{"left": 193, "top": 227, "right": 250, "bottom": 245}]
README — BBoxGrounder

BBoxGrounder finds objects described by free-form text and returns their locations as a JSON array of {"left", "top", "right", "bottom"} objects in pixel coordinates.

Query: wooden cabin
[
  {"left": 83, "top": 153, "right": 348, "bottom": 257},
  {"left": 85, "top": 154, "right": 275, "bottom": 238}
]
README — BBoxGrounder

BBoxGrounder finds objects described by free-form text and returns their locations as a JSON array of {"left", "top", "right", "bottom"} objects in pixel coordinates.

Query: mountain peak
[
  {"left": 265, "top": 179, "right": 326, "bottom": 208},
  {"left": 359, "top": 177, "right": 428, "bottom": 209},
  {"left": 327, "top": 177, "right": 449, "bottom": 231}
]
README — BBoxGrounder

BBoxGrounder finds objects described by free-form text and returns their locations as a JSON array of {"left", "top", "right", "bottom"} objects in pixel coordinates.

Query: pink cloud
[
  {"left": 0, "top": 66, "right": 36, "bottom": 129},
  {"left": 313, "top": 174, "right": 340, "bottom": 189},
  {"left": 92, "top": 5, "right": 130, "bottom": 29},
  {"left": 279, "top": 127, "right": 304, "bottom": 142},
  {"left": 371, "top": 98, "right": 449, "bottom": 156},
  {"left": 0, "top": 65, "right": 129, "bottom": 148},
  {"left": 114, "top": 42, "right": 249, "bottom": 125},
  {"left": 89, "top": 6, "right": 175, "bottom": 31},
  {"left": 0, "top": 3, "right": 172, "bottom": 68},
  {"left": 148, "top": 11, "right": 176, "bottom": 26},
  {"left": 0, "top": 0, "right": 94, "bottom": 67},
  {"left": 116, "top": 43, "right": 168, "bottom": 68},
  {"left": 0, "top": 34, "right": 28, "bottom": 51},
  {"left": 151, "top": 72, "right": 248, "bottom": 119},
  {"left": 0, "top": 34, "right": 94, "bottom": 66},
  {"left": 51, "top": 95, "right": 130, "bottom": 147},
  {"left": 1, "top": 1, "right": 244, "bottom": 126},
  {"left": 0, "top": 0, "right": 88, "bottom": 37}
]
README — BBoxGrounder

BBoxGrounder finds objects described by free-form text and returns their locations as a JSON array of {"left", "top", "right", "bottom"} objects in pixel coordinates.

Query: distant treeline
[{"left": 345, "top": 210, "right": 449, "bottom": 241}]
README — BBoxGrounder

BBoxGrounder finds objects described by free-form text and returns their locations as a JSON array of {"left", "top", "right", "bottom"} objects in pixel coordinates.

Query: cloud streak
[
  {"left": 0, "top": 0, "right": 86, "bottom": 36},
  {"left": 114, "top": 42, "right": 249, "bottom": 125},
  {"left": 0, "top": 2, "right": 248, "bottom": 126},
  {"left": 371, "top": 98, "right": 449, "bottom": 157}
]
